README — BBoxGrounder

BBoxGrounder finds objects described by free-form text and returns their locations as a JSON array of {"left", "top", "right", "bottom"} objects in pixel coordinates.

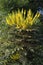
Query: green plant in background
[
  {"left": 0, "top": 0, "right": 43, "bottom": 13},
  {"left": 0, "top": 0, "right": 30, "bottom": 12}
]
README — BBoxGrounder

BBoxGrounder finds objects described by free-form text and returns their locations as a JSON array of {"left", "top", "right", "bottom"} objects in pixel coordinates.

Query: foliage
[
  {"left": 0, "top": 0, "right": 30, "bottom": 12},
  {"left": 0, "top": 10, "right": 9, "bottom": 42},
  {"left": 0, "top": 0, "right": 43, "bottom": 13}
]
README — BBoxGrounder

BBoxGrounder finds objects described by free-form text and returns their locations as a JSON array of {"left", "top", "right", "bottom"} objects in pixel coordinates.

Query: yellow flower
[
  {"left": 27, "top": 9, "right": 32, "bottom": 17},
  {"left": 6, "top": 13, "right": 15, "bottom": 26},
  {"left": 6, "top": 9, "right": 40, "bottom": 29},
  {"left": 21, "top": 8, "right": 24, "bottom": 14},
  {"left": 32, "top": 11, "right": 40, "bottom": 24},
  {"left": 12, "top": 12, "right": 15, "bottom": 20},
  {"left": 6, "top": 17, "right": 14, "bottom": 26},
  {"left": 10, "top": 53, "right": 21, "bottom": 60},
  {"left": 24, "top": 10, "right": 26, "bottom": 18}
]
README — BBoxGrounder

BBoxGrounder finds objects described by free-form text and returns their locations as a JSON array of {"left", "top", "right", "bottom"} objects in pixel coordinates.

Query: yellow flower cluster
[
  {"left": 6, "top": 9, "right": 40, "bottom": 30},
  {"left": 10, "top": 53, "right": 21, "bottom": 61}
]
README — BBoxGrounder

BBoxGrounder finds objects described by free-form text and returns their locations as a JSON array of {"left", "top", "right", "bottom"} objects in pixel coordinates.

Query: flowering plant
[{"left": 6, "top": 9, "right": 40, "bottom": 30}]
